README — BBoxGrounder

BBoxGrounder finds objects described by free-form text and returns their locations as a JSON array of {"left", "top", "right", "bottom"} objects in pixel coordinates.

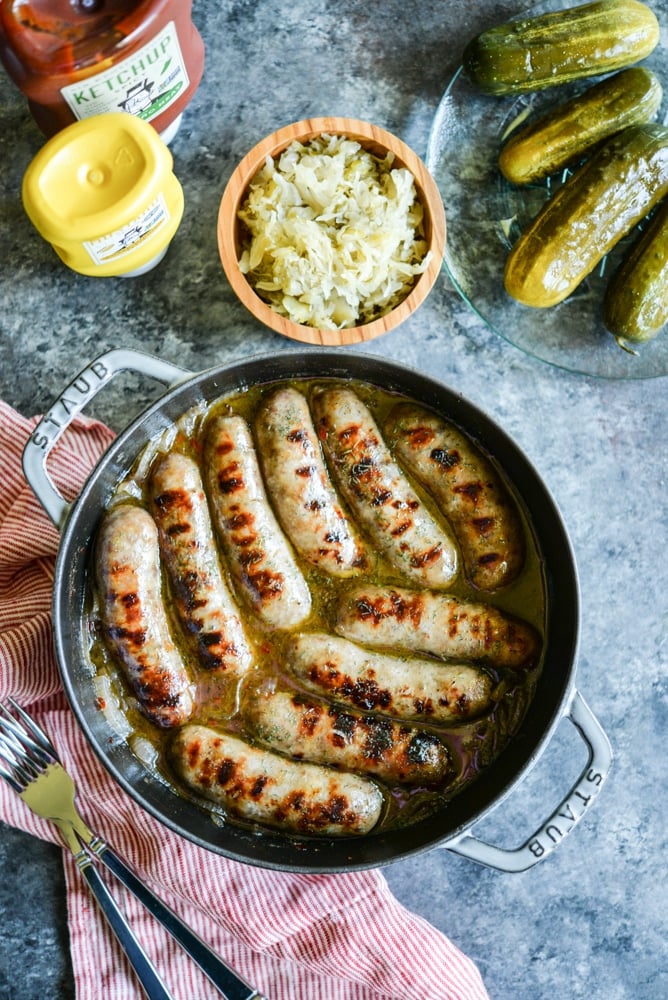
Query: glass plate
[{"left": 426, "top": 0, "right": 668, "bottom": 379}]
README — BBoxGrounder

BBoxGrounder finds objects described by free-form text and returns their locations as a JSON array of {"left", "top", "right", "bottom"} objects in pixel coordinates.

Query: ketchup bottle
[{"left": 0, "top": 1, "right": 204, "bottom": 142}]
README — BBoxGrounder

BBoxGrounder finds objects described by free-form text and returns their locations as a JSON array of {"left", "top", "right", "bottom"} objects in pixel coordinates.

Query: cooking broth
[{"left": 85, "top": 377, "right": 546, "bottom": 837}]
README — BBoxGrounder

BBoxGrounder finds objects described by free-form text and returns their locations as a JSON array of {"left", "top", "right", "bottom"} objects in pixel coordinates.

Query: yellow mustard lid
[{"left": 22, "top": 112, "right": 184, "bottom": 277}]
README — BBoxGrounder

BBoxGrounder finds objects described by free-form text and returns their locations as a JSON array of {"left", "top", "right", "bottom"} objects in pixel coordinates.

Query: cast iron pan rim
[{"left": 53, "top": 348, "right": 580, "bottom": 872}]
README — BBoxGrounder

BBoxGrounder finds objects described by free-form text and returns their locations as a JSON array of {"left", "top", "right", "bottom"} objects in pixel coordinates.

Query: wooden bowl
[{"left": 217, "top": 117, "right": 446, "bottom": 346}]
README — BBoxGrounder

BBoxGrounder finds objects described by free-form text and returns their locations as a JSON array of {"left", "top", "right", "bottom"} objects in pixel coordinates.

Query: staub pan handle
[
  {"left": 444, "top": 689, "right": 612, "bottom": 872},
  {"left": 22, "top": 348, "right": 192, "bottom": 529}
]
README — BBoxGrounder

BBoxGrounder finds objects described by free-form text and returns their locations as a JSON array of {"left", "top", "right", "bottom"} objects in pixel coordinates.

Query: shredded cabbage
[{"left": 237, "top": 134, "right": 430, "bottom": 329}]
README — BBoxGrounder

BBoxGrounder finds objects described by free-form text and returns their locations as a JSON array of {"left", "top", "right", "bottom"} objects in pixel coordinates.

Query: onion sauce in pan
[{"left": 85, "top": 377, "right": 546, "bottom": 838}]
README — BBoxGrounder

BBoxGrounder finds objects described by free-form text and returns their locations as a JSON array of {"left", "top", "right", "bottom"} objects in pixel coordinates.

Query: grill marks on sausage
[
  {"left": 107, "top": 599, "right": 178, "bottom": 712},
  {"left": 385, "top": 403, "right": 526, "bottom": 591},
  {"left": 214, "top": 439, "right": 235, "bottom": 456},
  {"left": 288, "top": 633, "right": 494, "bottom": 726},
  {"left": 297, "top": 701, "right": 323, "bottom": 737},
  {"left": 307, "top": 660, "right": 393, "bottom": 713},
  {"left": 154, "top": 489, "right": 205, "bottom": 600},
  {"left": 338, "top": 425, "right": 388, "bottom": 506},
  {"left": 218, "top": 460, "right": 245, "bottom": 496},
  {"left": 247, "top": 689, "right": 450, "bottom": 785},
  {"left": 119, "top": 590, "right": 139, "bottom": 607},
  {"left": 453, "top": 479, "right": 485, "bottom": 505},
  {"left": 107, "top": 608, "right": 146, "bottom": 651},
  {"left": 204, "top": 414, "right": 311, "bottom": 628},
  {"left": 105, "top": 619, "right": 188, "bottom": 718},
  {"left": 404, "top": 426, "right": 435, "bottom": 449},
  {"left": 227, "top": 503, "right": 286, "bottom": 599},
  {"left": 185, "top": 738, "right": 245, "bottom": 796},
  {"left": 238, "top": 551, "right": 285, "bottom": 600},
  {"left": 307, "top": 663, "right": 456, "bottom": 716},
  {"left": 338, "top": 584, "right": 540, "bottom": 669},
  {"left": 355, "top": 590, "right": 426, "bottom": 629},
  {"left": 429, "top": 444, "right": 460, "bottom": 470},
  {"left": 472, "top": 516, "right": 497, "bottom": 535},
  {"left": 172, "top": 726, "right": 382, "bottom": 835},
  {"left": 307, "top": 694, "right": 448, "bottom": 781},
  {"left": 271, "top": 791, "right": 359, "bottom": 833},
  {"left": 253, "top": 388, "right": 369, "bottom": 577},
  {"left": 195, "top": 748, "right": 363, "bottom": 830},
  {"left": 355, "top": 589, "right": 475, "bottom": 643},
  {"left": 96, "top": 505, "right": 194, "bottom": 729},
  {"left": 314, "top": 390, "right": 458, "bottom": 588},
  {"left": 409, "top": 544, "right": 443, "bottom": 569},
  {"left": 226, "top": 509, "right": 252, "bottom": 531},
  {"left": 216, "top": 758, "right": 237, "bottom": 787},
  {"left": 148, "top": 454, "right": 254, "bottom": 677}
]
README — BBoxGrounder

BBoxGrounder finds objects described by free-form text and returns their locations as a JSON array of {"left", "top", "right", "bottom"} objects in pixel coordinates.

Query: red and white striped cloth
[{"left": 0, "top": 400, "right": 490, "bottom": 1000}]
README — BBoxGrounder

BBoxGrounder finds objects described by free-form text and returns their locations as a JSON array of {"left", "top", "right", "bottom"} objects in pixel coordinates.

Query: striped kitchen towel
[{"left": 0, "top": 400, "right": 489, "bottom": 1000}]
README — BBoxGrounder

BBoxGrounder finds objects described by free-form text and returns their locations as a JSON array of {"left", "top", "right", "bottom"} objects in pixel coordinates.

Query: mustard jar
[{"left": 22, "top": 111, "right": 184, "bottom": 277}]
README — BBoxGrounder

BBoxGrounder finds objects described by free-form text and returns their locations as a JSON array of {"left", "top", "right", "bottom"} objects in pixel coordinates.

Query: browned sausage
[
  {"left": 336, "top": 584, "right": 540, "bottom": 670},
  {"left": 384, "top": 402, "right": 525, "bottom": 591},
  {"left": 170, "top": 724, "right": 383, "bottom": 836},
  {"left": 149, "top": 452, "right": 253, "bottom": 680},
  {"left": 311, "top": 386, "right": 459, "bottom": 588},
  {"left": 244, "top": 687, "right": 452, "bottom": 785},
  {"left": 254, "top": 386, "right": 370, "bottom": 577},
  {"left": 95, "top": 503, "right": 194, "bottom": 728},
  {"left": 287, "top": 631, "right": 494, "bottom": 724},
  {"left": 203, "top": 413, "right": 312, "bottom": 629}
]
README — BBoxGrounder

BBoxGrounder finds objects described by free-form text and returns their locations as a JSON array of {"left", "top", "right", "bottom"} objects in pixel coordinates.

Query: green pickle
[
  {"left": 499, "top": 68, "right": 663, "bottom": 185},
  {"left": 603, "top": 198, "right": 668, "bottom": 350},
  {"left": 463, "top": 0, "right": 660, "bottom": 96},
  {"left": 504, "top": 124, "right": 668, "bottom": 309}
]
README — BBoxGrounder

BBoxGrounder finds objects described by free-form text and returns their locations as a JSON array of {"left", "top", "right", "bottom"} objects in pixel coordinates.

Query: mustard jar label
[
  {"left": 59, "top": 22, "right": 189, "bottom": 125},
  {"left": 82, "top": 194, "right": 171, "bottom": 266}
]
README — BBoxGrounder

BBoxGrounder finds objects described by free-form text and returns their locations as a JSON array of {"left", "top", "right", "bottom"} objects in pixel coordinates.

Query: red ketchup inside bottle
[{"left": 0, "top": 0, "right": 204, "bottom": 140}]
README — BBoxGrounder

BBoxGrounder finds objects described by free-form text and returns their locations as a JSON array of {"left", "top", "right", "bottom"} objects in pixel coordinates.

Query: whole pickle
[
  {"left": 603, "top": 198, "right": 668, "bottom": 350},
  {"left": 463, "top": 0, "right": 660, "bottom": 96},
  {"left": 504, "top": 124, "right": 668, "bottom": 309},
  {"left": 499, "top": 68, "right": 663, "bottom": 185}
]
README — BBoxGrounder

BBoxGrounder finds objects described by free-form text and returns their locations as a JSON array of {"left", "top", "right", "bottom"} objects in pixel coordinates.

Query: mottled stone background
[{"left": 0, "top": 2, "right": 666, "bottom": 998}]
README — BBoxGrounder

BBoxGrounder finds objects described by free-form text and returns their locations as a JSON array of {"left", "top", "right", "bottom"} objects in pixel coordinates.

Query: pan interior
[{"left": 53, "top": 350, "right": 578, "bottom": 872}]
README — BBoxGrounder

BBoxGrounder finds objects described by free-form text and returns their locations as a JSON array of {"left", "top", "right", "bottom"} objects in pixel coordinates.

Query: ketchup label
[
  {"left": 59, "top": 21, "right": 189, "bottom": 124},
  {"left": 83, "top": 194, "right": 171, "bottom": 265}
]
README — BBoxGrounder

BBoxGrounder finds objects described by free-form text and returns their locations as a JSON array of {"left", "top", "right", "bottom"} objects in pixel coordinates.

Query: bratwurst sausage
[
  {"left": 287, "top": 631, "right": 494, "bottom": 724},
  {"left": 149, "top": 452, "right": 253, "bottom": 679},
  {"left": 384, "top": 402, "right": 525, "bottom": 591},
  {"left": 96, "top": 503, "right": 194, "bottom": 728},
  {"left": 311, "top": 387, "right": 458, "bottom": 588},
  {"left": 254, "top": 387, "right": 370, "bottom": 577},
  {"left": 203, "top": 414, "right": 311, "bottom": 629},
  {"left": 244, "top": 688, "right": 451, "bottom": 785},
  {"left": 336, "top": 584, "right": 540, "bottom": 670},
  {"left": 170, "top": 724, "right": 383, "bottom": 836}
]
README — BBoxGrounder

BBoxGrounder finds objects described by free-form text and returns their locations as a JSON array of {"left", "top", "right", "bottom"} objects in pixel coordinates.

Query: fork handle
[
  {"left": 79, "top": 857, "right": 174, "bottom": 1000},
  {"left": 92, "top": 842, "right": 263, "bottom": 1000}
]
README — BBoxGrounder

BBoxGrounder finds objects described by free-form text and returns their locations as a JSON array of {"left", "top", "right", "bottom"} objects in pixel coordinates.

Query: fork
[{"left": 0, "top": 699, "right": 267, "bottom": 1000}]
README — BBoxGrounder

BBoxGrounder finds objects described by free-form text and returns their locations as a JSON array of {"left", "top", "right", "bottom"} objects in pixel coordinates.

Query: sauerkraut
[{"left": 237, "top": 134, "right": 431, "bottom": 329}]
